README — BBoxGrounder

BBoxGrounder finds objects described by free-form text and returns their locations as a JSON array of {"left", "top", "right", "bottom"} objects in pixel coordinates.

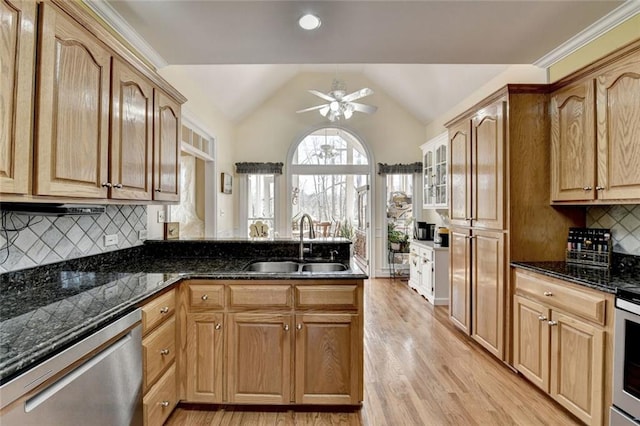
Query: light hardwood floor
[{"left": 166, "top": 278, "right": 581, "bottom": 426}]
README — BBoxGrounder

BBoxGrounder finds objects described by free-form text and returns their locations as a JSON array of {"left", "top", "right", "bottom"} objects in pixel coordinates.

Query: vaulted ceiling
[{"left": 102, "top": 0, "right": 630, "bottom": 124}]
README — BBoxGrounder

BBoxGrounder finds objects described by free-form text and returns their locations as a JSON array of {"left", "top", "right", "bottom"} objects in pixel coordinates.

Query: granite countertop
[
  {"left": 0, "top": 240, "right": 366, "bottom": 384},
  {"left": 512, "top": 254, "right": 640, "bottom": 295}
]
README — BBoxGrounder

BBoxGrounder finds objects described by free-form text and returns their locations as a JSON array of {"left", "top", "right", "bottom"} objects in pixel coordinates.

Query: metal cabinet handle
[
  {"left": 548, "top": 320, "right": 558, "bottom": 326},
  {"left": 543, "top": 291, "right": 553, "bottom": 297},
  {"left": 296, "top": 324, "right": 303, "bottom": 330},
  {"left": 283, "top": 324, "right": 290, "bottom": 331},
  {"left": 596, "top": 186, "right": 605, "bottom": 191},
  {"left": 201, "top": 294, "right": 208, "bottom": 301},
  {"left": 538, "top": 315, "right": 547, "bottom": 321},
  {"left": 215, "top": 323, "right": 222, "bottom": 330},
  {"left": 160, "top": 306, "right": 169, "bottom": 314},
  {"left": 101, "top": 182, "right": 112, "bottom": 188},
  {"left": 160, "top": 401, "right": 170, "bottom": 407},
  {"left": 583, "top": 186, "right": 592, "bottom": 191},
  {"left": 113, "top": 183, "right": 123, "bottom": 189},
  {"left": 160, "top": 349, "right": 170, "bottom": 355},
  {"left": 155, "top": 188, "right": 162, "bottom": 193}
]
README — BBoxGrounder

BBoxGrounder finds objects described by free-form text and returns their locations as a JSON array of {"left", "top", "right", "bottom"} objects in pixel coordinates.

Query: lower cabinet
[
  {"left": 513, "top": 270, "right": 612, "bottom": 426},
  {"left": 408, "top": 241, "right": 449, "bottom": 306},
  {"left": 179, "top": 279, "right": 364, "bottom": 406}
]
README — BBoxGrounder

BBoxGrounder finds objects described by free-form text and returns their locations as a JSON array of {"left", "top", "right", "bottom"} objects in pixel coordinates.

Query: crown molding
[
  {"left": 83, "top": 0, "right": 168, "bottom": 69},
  {"left": 535, "top": 1, "right": 640, "bottom": 68}
]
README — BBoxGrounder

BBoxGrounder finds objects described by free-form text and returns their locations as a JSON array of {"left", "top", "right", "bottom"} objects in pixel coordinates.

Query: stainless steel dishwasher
[{"left": 0, "top": 309, "right": 142, "bottom": 426}]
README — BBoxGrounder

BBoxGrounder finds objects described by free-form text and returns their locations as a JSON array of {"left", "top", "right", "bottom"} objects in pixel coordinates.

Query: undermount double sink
[{"left": 244, "top": 261, "right": 349, "bottom": 273}]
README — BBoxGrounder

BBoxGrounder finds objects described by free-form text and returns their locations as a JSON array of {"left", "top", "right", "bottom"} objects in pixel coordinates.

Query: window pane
[
  {"left": 293, "top": 127, "right": 368, "bottom": 165},
  {"left": 248, "top": 174, "right": 275, "bottom": 237}
]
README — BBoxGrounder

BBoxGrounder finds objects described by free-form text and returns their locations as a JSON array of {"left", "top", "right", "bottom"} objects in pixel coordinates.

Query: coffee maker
[{"left": 414, "top": 222, "right": 435, "bottom": 241}]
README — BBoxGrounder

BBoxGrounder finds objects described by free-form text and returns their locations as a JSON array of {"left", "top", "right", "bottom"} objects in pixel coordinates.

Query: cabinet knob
[
  {"left": 201, "top": 294, "right": 208, "bottom": 301},
  {"left": 538, "top": 315, "right": 547, "bottom": 321},
  {"left": 215, "top": 323, "right": 222, "bottom": 330},
  {"left": 583, "top": 186, "right": 592, "bottom": 191},
  {"left": 113, "top": 183, "right": 123, "bottom": 189},
  {"left": 596, "top": 186, "right": 605, "bottom": 191},
  {"left": 283, "top": 324, "right": 290, "bottom": 331},
  {"left": 160, "top": 401, "right": 170, "bottom": 408},
  {"left": 101, "top": 182, "right": 112, "bottom": 188},
  {"left": 296, "top": 324, "right": 303, "bottom": 330},
  {"left": 160, "top": 349, "right": 170, "bottom": 355},
  {"left": 543, "top": 291, "right": 553, "bottom": 297},
  {"left": 160, "top": 306, "right": 169, "bottom": 314},
  {"left": 548, "top": 320, "right": 558, "bottom": 326},
  {"left": 155, "top": 188, "right": 162, "bottom": 193}
]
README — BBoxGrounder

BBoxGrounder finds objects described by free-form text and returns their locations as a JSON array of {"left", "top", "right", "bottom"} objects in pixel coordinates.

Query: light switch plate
[
  {"left": 104, "top": 234, "right": 118, "bottom": 247},
  {"left": 157, "top": 210, "right": 166, "bottom": 223}
]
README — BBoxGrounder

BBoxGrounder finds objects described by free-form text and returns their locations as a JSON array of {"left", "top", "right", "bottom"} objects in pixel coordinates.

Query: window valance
[
  {"left": 235, "top": 162, "right": 284, "bottom": 174},
  {"left": 377, "top": 162, "right": 422, "bottom": 175}
]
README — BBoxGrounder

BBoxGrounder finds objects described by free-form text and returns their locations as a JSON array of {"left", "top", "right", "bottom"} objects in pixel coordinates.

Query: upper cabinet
[
  {"left": 34, "top": 3, "right": 111, "bottom": 198},
  {"left": 421, "top": 132, "right": 448, "bottom": 209},
  {"left": 550, "top": 42, "right": 640, "bottom": 204},
  {"left": 1, "top": 0, "right": 186, "bottom": 202},
  {"left": 0, "top": 0, "right": 36, "bottom": 195},
  {"left": 448, "top": 121, "right": 472, "bottom": 227}
]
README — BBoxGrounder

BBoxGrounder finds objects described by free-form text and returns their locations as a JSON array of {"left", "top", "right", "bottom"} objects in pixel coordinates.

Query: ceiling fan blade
[
  {"left": 342, "top": 88, "right": 373, "bottom": 102},
  {"left": 350, "top": 102, "right": 378, "bottom": 114},
  {"left": 296, "top": 104, "right": 329, "bottom": 114},
  {"left": 308, "top": 90, "right": 336, "bottom": 102},
  {"left": 319, "top": 106, "right": 330, "bottom": 117}
]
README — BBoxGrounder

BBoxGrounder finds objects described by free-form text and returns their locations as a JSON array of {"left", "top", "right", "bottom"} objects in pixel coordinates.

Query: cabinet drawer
[
  {"left": 143, "top": 363, "right": 177, "bottom": 426},
  {"left": 514, "top": 271, "right": 607, "bottom": 325},
  {"left": 141, "top": 289, "right": 175, "bottom": 334},
  {"left": 228, "top": 285, "right": 291, "bottom": 308},
  {"left": 143, "top": 315, "right": 176, "bottom": 391},
  {"left": 296, "top": 285, "right": 358, "bottom": 309},
  {"left": 188, "top": 283, "right": 225, "bottom": 310}
]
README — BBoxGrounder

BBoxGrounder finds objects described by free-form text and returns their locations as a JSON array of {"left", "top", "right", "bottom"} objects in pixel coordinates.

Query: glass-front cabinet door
[{"left": 421, "top": 132, "right": 448, "bottom": 208}]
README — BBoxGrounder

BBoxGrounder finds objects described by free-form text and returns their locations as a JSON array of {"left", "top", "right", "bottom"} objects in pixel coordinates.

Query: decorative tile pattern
[
  {"left": 587, "top": 205, "right": 640, "bottom": 255},
  {"left": 0, "top": 205, "right": 147, "bottom": 273}
]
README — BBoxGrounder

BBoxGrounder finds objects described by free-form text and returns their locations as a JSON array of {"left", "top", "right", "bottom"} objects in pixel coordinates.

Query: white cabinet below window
[
  {"left": 421, "top": 132, "right": 448, "bottom": 208},
  {"left": 408, "top": 241, "right": 449, "bottom": 305}
]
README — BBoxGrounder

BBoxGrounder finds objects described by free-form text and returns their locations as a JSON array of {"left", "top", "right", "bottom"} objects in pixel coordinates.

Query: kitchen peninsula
[{"left": 0, "top": 239, "right": 366, "bottom": 425}]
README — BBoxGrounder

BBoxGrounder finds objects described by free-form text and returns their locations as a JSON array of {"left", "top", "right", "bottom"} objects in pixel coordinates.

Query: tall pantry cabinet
[{"left": 445, "top": 86, "right": 583, "bottom": 362}]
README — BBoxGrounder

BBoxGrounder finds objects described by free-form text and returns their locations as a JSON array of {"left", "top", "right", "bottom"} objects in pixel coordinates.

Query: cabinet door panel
[
  {"left": 111, "top": 60, "right": 153, "bottom": 200},
  {"left": 0, "top": 0, "right": 35, "bottom": 195},
  {"left": 449, "top": 228, "right": 471, "bottom": 334},
  {"left": 227, "top": 313, "right": 291, "bottom": 404},
  {"left": 448, "top": 121, "right": 471, "bottom": 227},
  {"left": 471, "top": 230, "right": 505, "bottom": 359},
  {"left": 596, "top": 58, "right": 640, "bottom": 200},
  {"left": 295, "top": 314, "right": 360, "bottom": 404},
  {"left": 513, "top": 295, "right": 550, "bottom": 392},
  {"left": 153, "top": 90, "right": 180, "bottom": 201},
  {"left": 550, "top": 311, "right": 604, "bottom": 425},
  {"left": 550, "top": 81, "right": 596, "bottom": 201},
  {"left": 35, "top": 3, "right": 110, "bottom": 198},
  {"left": 472, "top": 101, "right": 505, "bottom": 230},
  {"left": 185, "top": 313, "right": 223, "bottom": 403}
]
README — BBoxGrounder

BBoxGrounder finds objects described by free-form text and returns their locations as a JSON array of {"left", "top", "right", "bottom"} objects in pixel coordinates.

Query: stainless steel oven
[{"left": 611, "top": 288, "right": 640, "bottom": 425}]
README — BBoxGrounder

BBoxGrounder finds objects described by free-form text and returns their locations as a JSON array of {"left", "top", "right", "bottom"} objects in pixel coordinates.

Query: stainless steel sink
[
  {"left": 243, "top": 261, "right": 349, "bottom": 273},
  {"left": 300, "top": 263, "right": 348, "bottom": 272},
  {"left": 244, "top": 261, "right": 301, "bottom": 273}
]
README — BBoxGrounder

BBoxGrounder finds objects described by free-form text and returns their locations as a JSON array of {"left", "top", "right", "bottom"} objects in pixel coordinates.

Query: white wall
[{"left": 235, "top": 72, "right": 426, "bottom": 274}]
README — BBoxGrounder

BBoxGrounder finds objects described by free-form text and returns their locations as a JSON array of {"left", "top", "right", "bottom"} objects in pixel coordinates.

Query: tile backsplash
[
  {"left": 0, "top": 205, "right": 147, "bottom": 273},
  {"left": 587, "top": 205, "right": 640, "bottom": 256}
]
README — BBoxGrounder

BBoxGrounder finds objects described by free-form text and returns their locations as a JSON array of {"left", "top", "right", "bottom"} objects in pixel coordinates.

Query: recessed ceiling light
[{"left": 299, "top": 14, "right": 321, "bottom": 31}]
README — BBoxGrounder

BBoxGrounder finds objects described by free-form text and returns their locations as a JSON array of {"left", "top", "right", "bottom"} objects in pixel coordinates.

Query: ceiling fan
[{"left": 296, "top": 79, "right": 378, "bottom": 121}]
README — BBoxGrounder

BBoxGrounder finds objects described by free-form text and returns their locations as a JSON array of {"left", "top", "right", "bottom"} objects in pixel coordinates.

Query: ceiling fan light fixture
[
  {"left": 299, "top": 14, "right": 321, "bottom": 30},
  {"left": 329, "top": 101, "right": 340, "bottom": 112}
]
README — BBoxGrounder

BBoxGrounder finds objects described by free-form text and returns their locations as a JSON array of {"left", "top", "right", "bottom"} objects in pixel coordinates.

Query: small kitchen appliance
[
  {"left": 434, "top": 227, "right": 449, "bottom": 247},
  {"left": 414, "top": 222, "right": 435, "bottom": 241}
]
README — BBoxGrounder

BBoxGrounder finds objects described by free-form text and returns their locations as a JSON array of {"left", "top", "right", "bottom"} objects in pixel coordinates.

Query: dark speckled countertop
[
  {"left": 0, "top": 239, "right": 365, "bottom": 384},
  {"left": 512, "top": 253, "right": 640, "bottom": 295}
]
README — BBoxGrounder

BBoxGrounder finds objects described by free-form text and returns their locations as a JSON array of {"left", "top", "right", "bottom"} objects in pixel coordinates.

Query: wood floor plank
[{"left": 166, "top": 278, "right": 582, "bottom": 425}]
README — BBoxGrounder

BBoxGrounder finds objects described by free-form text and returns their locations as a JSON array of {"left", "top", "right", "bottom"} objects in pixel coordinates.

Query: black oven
[{"left": 611, "top": 288, "right": 640, "bottom": 425}]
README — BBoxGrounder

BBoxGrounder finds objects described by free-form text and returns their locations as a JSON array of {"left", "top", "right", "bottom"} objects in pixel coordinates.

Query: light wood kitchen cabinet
[
  {"left": 110, "top": 59, "right": 154, "bottom": 200},
  {"left": 227, "top": 313, "right": 292, "bottom": 404},
  {"left": 471, "top": 230, "right": 505, "bottom": 359},
  {"left": 449, "top": 228, "right": 471, "bottom": 334},
  {"left": 153, "top": 90, "right": 181, "bottom": 202},
  {"left": 0, "top": 0, "right": 36, "bottom": 195},
  {"left": 550, "top": 41, "right": 640, "bottom": 203},
  {"left": 513, "top": 269, "right": 613, "bottom": 426},
  {"left": 185, "top": 313, "right": 224, "bottom": 403},
  {"left": 448, "top": 120, "right": 472, "bottom": 227},
  {"left": 34, "top": 2, "right": 111, "bottom": 198}
]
